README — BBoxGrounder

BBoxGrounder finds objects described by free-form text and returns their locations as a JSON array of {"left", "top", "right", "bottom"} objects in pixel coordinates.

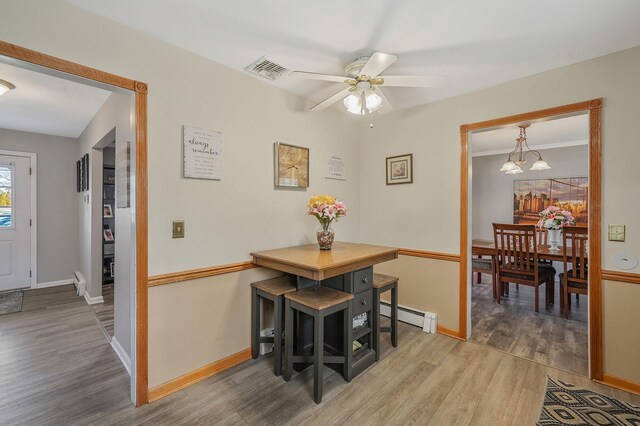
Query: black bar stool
[
  {"left": 372, "top": 273, "right": 399, "bottom": 361},
  {"left": 250, "top": 276, "right": 296, "bottom": 376},
  {"left": 283, "top": 286, "right": 353, "bottom": 404}
]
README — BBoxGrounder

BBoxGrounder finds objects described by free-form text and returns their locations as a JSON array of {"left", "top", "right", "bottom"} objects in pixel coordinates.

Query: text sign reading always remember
[{"left": 183, "top": 125, "right": 222, "bottom": 180}]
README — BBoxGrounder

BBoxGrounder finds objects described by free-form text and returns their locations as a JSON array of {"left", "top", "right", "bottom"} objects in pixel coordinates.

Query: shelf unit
[{"left": 102, "top": 165, "right": 115, "bottom": 285}]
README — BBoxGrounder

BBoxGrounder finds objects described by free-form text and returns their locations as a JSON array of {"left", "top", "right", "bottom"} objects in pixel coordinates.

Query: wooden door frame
[
  {"left": 0, "top": 41, "right": 150, "bottom": 404},
  {"left": 459, "top": 99, "right": 603, "bottom": 380}
]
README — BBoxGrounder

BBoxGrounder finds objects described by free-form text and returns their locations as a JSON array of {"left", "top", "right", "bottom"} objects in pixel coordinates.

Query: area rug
[
  {"left": 538, "top": 377, "right": 640, "bottom": 425},
  {"left": 0, "top": 289, "right": 24, "bottom": 315}
]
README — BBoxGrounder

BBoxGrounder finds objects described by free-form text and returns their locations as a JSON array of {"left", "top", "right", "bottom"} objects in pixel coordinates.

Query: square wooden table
[{"left": 251, "top": 242, "right": 399, "bottom": 283}]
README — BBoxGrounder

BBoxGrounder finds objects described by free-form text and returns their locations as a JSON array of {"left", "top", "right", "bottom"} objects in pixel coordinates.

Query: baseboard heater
[
  {"left": 73, "top": 271, "right": 86, "bottom": 296},
  {"left": 380, "top": 302, "right": 437, "bottom": 333}
]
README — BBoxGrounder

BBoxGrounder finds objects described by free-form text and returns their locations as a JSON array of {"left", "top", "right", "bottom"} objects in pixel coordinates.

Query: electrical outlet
[{"left": 172, "top": 220, "right": 185, "bottom": 238}]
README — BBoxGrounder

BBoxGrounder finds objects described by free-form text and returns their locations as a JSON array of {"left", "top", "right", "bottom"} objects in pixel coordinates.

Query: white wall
[
  {"left": 0, "top": 128, "right": 79, "bottom": 284},
  {"left": 472, "top": 144, "right": 589, "bottom": 240},
  {"left": 77, "top": 91, "right": 133, "bottom": 358}
]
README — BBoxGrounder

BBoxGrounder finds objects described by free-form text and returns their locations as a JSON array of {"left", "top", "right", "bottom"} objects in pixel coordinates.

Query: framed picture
[
  {"left": 82, "top": 153, "right": 89, "bottom": 191},
  {"left": 103, "top": 229, "right": 114, "bottom": 241},
  {"left": 513, "top": 177, "right": 588, "bottom": 226},
  {"left": 76, "top": 160, "right": 81, "bottom": 192},
  {"left": 386, "top": 154, "right": 413, "bottom": 185},
  {"left": 103, "top": 204, "right": 113, "bottom": 218},
  {"left": 274, "top": 142, "right": 309, "bottom": 188}
]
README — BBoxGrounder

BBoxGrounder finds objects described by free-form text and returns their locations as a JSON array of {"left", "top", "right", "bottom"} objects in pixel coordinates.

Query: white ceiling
[
  {"left": 0, "top": 62, "right": 111, "bottom": 138},
  {"left": 471, "top": 114, "right": 589, "bottom": 156},
  {"left": 66, "top": 0, "right": 640, "bottom": 114}
]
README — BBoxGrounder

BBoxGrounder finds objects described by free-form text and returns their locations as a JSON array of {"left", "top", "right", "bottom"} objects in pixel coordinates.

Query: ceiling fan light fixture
[
  {"left": 343, "top": 94, "right": 363, "bottom": 115},
  {"left": 365, "top": 89, "right": 382, "bottom": 111},
  {"left": 0, "top": 79, "right": 16, "bottom": 96}
]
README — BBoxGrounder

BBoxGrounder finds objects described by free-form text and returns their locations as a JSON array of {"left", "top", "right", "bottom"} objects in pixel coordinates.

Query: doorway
[
  {"left": 0, "top": 40, "right": 148, "bottom": 405},
  {"left": 459, "top": 99, "right": 603, "bottom": 380},
  {"left": 468, "top": 115, "right": 590, "bottom": 376},
  {"left": 0, "top": 152, "right": 34, "bottom": 291}
]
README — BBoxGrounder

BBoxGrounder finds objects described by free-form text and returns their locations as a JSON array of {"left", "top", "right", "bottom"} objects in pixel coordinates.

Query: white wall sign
[
  {"left": 183, "top": 125, "right": 222, "bottom": 180},
  {"left": 324, "top": 152, "right": 347, "bottom": 180}
]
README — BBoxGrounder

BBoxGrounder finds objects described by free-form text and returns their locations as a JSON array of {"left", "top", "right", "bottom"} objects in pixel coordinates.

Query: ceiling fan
[{"left": 290, "top": 52, "right": 441, "bottom": 120}]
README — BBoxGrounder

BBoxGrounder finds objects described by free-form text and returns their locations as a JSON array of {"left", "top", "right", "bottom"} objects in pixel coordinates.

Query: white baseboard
[
  {"left": 35, "top": 279, "right": 74, "bottom": 289},
  {"left": 84, "top": 292, "right": 104, "bottom": 305},
  {"left": 111, "top": 337, "right": 132, "bottom": 376},
  {"left": 380, "top": 302, "right": 436, "bottom": 333}
]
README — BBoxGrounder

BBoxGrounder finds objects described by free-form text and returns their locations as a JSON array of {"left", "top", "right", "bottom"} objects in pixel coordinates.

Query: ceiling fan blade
[
  {"left": 376, "top": 88, "right": 394, "bottom": 113},
  {"left": 359, "top": 52, "right": 398, "bottom": 78},
  {"left": 290, "top": 71, "right": 348, "bottom": 83},
  {"left": 380, "top": 75, "right": 444, "bottom": 88},
  {"left": 310, "top": 88, "right": 351, "bottom": 111}
]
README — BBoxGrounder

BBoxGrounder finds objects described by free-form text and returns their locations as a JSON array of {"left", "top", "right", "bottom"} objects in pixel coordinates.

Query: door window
[{"left": 0, "top": 166, "right": 13, "bottom": 228}]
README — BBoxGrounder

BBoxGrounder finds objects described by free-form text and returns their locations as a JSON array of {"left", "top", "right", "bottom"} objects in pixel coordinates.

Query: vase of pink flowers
[
  {"left": 537, "top": 206, "right": 575, "bottom": 251},
  {"left": 307, "top": 195, "right": 347, "bottom": 250}
]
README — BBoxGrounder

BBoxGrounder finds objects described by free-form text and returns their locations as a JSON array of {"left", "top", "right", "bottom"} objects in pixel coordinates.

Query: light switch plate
[
  {"left": 608, "top": 224, "right": 625, "bottom": 242},
  {"left": 172, "top": 220, "right": 185, "bottom": 238}
]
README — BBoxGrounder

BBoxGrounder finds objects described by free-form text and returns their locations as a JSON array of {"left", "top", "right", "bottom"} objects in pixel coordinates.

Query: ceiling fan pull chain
[{"left": 369, "top": 110, "right": 374, "bottom": 128}]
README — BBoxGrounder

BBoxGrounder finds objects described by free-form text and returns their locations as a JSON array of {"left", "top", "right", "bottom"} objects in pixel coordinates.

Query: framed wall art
[
  {"left": 386, "top": 153, "right": 413, "bottom": 185},
  {"left": 513, "top": 177, "right": 588, "bottom": 226},
  {"left": 183, "top": 125, "right": 223, "bottom": 180},
  {"left": 274, "top": 142, "right": 309, "bottom": 188}
]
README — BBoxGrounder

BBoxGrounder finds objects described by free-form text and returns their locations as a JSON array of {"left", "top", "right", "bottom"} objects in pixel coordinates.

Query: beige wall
[
  {"left": 603, "top": 280, "right": 640, "bottom": 383},
  {"left": 374, "top": 256, "right": 460, "bottom": 331},
  {"left": 359, "top": 47, "right": 640, "bottom": 382},
  {"left": 148, "top": 267, "right": 281, "bottom": 388}
]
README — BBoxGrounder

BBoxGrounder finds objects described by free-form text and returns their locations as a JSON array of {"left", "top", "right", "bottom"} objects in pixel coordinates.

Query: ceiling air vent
[{"left": 245, "top": 56, "right": 290, "bottom": 81}]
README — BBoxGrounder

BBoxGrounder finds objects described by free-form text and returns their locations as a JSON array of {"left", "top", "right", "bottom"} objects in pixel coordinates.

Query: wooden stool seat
[
  {"left": 284, "top": 286, "right": 353, "bottom": 404},
  {"left": 373, "top": 273, "right": 398, "bottom": 289},
  {"left": 372, "top": 273, "right": 399, "bottom": 361},
  {"left": 250, "top": 276, "right": 297, "bottom": 296},
  {"left": 250, "top": 275, "right": 296, "bottom": 377},
  {"left": 284, "top": 286, "right": 353, "bottom": 310}
]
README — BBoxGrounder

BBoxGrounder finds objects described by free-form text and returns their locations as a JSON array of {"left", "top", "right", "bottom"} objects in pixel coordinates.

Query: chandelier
[{"left": 499, "top": 124, "right": 550, "bottom": 174}]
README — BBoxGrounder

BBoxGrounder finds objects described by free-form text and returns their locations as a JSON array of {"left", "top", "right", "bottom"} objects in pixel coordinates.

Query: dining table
[
  {"left": 471, "top": 238, "right": 587, "bottom": 262},
  {"left": 251, "top": 241, "right": 399, "bottom": 379}
]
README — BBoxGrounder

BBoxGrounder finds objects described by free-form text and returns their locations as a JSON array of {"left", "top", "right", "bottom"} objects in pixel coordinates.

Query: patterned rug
[
  {"left": 538, "top": 377, "right": 640, "bottom": 425},
  {"left": 0, "top": 289, "right": 24, "bottom": 315}
]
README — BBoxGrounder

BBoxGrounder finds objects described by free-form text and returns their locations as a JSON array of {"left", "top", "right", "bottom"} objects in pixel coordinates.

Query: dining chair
[
  {"left": 559, "top": 226, "right": 588, "bottom": 319},
  {"left": 493, "top": 223, "right": 556, "bottom": 312},
  {"left": 472, "top": 255, "right": 496, "bottom": 299}
]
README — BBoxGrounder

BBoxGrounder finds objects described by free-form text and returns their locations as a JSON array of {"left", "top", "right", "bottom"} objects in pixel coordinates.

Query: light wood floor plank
[{"left": 2, "top": 284, "right": 638, "bottom": 426}]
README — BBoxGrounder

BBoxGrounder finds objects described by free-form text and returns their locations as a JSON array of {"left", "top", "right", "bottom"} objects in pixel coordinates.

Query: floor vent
[
  {"left": 245, "top": 56, "right": 290, "bottom": 81},
  {"left": 380, "top": 302, "right": 437, "bottom": 333}
]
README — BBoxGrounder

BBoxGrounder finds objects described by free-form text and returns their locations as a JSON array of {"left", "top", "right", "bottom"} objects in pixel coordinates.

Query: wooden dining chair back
[
  {"left": 536, "top": 228, "right": 554, "bottom": 266},
  {"left": 559, "top": 226, "right": 589, "bottom": 318},
  {"left": 492, "top": 223, "right": 555, "bottom": 312}
]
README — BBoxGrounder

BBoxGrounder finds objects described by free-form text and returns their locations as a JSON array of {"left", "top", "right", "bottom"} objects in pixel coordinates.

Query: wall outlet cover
[
  {"left": 172, "top": 220, "right": 185, "bottom": 238},
  {"left": 608, "top": 224, "right": 626, "bottom": 242}
]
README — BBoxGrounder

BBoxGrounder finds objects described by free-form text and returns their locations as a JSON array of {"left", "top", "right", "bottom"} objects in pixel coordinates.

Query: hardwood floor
[
  {"left": 1, "top": 284, "right": 637, "bottom": 425},
  {"left": 470, "top": 274, "right": 588, "bottom": 376},
  {"left": 90, "top": 283, "right": 114, "bottom": 339}
]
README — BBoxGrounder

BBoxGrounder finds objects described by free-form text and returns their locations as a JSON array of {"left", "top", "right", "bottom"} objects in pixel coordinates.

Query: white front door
[{"left": 0, "top": 154, "right": 32, "bottom": 291}]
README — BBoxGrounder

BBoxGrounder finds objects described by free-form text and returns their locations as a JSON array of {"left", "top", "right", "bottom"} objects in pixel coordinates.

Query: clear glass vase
[{"left": 316, "top": 225, "right": 335, "bottom": 250}]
